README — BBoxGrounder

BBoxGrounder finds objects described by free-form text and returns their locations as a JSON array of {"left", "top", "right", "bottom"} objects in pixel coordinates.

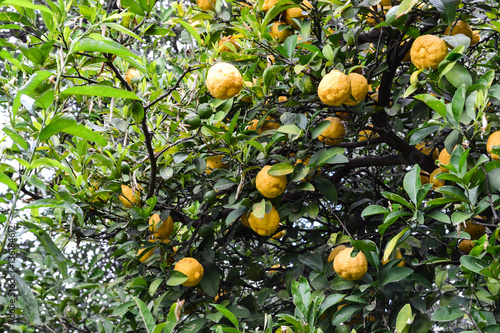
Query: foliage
[{"left": 0, "top": 0, "right": 500, "bottom": 332}]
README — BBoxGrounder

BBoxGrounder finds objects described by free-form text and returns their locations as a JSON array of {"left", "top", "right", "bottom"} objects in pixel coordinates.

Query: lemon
[
  {"left": 206, "top": 155, "right": 228, "bottom": 174},
  {"left": 358, "top": 125, "right": 378, "bottom": 142},
  {"left": 271, "top": 229, "right": 286, "bottom": 239},
  {"left": 278, "top": 96, "right": 288, "bottom": 102},
  {"left": 410, "top": 35, "right": 448, "bottom": 70},
  {"left": 248, "top": 205, "right": 280, "bottom": 236},
  {"left": 318, "top": 117, "right": 345, "bottom": 146},
  {"left": 284, "top": 0, "right": 312, "bottom": 29},
  {"left": 119, "top": 184, "right": 142, "bottom": 208},
  {"left": 262, "top": 0, "right": 278, "bottom": 11},
  {"left": 174, "top": 258, "right": 205, "bottom": 287},
  {"left": 420, "top": 171, "right": 430, "bottom": 184},
  {"left": 333, "top": 247, "right": 368, "bottom": 281},
  {"left": 327, "top": 245, "right": 348, "bottom": 262},
  {"left": 471, "top": 30, "right": 480, "bottom": 45},
  {"left": 382, "top": 248, "right": 404, "bottom": 267},
  {"left": 184, "top": 113, "right": 201, "bottom": 129},
  {"left": 206, "top": 63, "right": 244, "bottom": 100},
  {"left": 429, "top": 168, "right": 445, "bottom": 189},
  {"left": 248, "top": 116, "right": 280, "bottom": 134},
  {"left": 438, "top": 145, "right": 457, "bottom": 172},
  {"left": 415, "top": 142, "right": 439, "bottom": 160},
  {"left": 269, "top": 22, "right": 291, "bottom": 43},
  {"left": 486, "top": 130, "right": 500, "bottom": 160},
  {"left": 444, "top": 20, "right": 474, "bottom": 40},
  {"left": 256, "top": 165, "right": 287, "bottom": 198},
  {"left": 318, "top": 70, "right": 351, "bottom": 106},
  {"left": 241, "top": 211, "right": 251, "bottom": 227},
  {"left": 137, "top": 236, "right": 156, "bottom": 263},
  {"left": 149, "top": 214, "right": 174, "bottom": 239},
  {"left": 458, "top": 239, "right": 474, "bottom": 254},
  {"left": 344, "top": 73, "right": 368, "bottom": 106},
  {"left": 219, "top": 35, "right": 240, "bottom": 52},
  {"left": 197, "top": 0, "right": 215, "bottom": 11},
  {"left": 198, "top": 103, "right": 213, "bottom": 119},
  {"left": 463, "top": 217, "right": 486, "bottom": 240},
  {"left": 125, "top": 68, "right": 141, "bottom": 86}
]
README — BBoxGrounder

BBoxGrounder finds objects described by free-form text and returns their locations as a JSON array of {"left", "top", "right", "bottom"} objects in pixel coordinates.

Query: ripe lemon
[
  {"left": 262, "top": 0, "right": 278, "bottom": 11},
  {"left": 174, "top": 257, "right": 205, "bottom": 287},
  {"left": 358, "top": 124, "right": 378, "bottom": 142},
  {"left": 318, "top": 70, "right": 351, "bottom": 106},
  {"left": 463, "top": 217, "right": 486, "bottom": 240},
  {"left": 206, "top": 63, "right": 244, "bottom": 100},
  {"left": 429, "top": 168, "right": 445, "bottom": 189},
  {"left": 284, "top": 0, "right": 312, "bottom": 29},
  {"left": 149, "top": 214, "right": 174, "bottom": 239},
  {"left": 344, "top": 73, "right": 368, "bottom": 106},
  {"left": 125, "top": 68, "right": 141, "bottom": 86},
  {"left": 197, "top": 0, "right": 215, "bottom": 11},
  {"left": 241, "top": 211, "right": 251, "bottom": 227},
  {"left": 382, "top": 248, "right": 405, "bottom": 267},
  {"left": 271, "top": 229, "right": 286, "bottom": 239},
  {"left": 248, "top": 116, "right": 280, "bottom": 134},
  {"left": 206, "top": 155, "right": 228, "bottom": 174},
  {"left": 318, "top": 117, "right": 345, "bottom": 146},
  {"left": 471, "top": 30, "right": 480, "bottom": 45},
  {"left": 269, "top": 22, "right": 291, "bottom": 43},
  {"left": 438, "top": 145, "right": 458, "bottom": 172},
  {"left": 410, "top": 35, "right": 448, "bottom": 70},
  {"left": 415, "top": 142, "right": 439, "bottom": 160},
  {"left": 137, "top": 236, "right": 156, "bottom": 263},
  {"left": 219, "top": 35, "right": 240, "bottom": 52},
  {"left": 256, "top": 165, "right": 287, "bottom": 198},
  {"left": 119, "top": 184, "right": 142, "bottom": 208},
  {"left": 327, "top": 245, "right": 348, "bottom": 262},
  {"left": 486, "top": 130, "right": 500, "bottom": 160},
  {"left": 458, "top": 239, "right": 474, "bottom": 253},
  {"left": 333, "top": 247, "right": 368, "bottom": 281},
  {"left": 278, "top": 96, "right": 288, "bottom": 102},
  {"left": 444, "top": 20, "right": 474, "bottom": 40},
  {"left": 248, "top": 205, "right": 280, "bottom": 236},
  {"left": 420, "top": 171, "right": 430, "bottom": 184}
]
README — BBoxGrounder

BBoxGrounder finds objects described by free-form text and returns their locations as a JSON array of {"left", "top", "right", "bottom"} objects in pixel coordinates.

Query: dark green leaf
[
  {"left": 61, "top": 85, "right": 142, "bottom": 100},
  {"left": 314, "top": 177, "right": 337, "bottom": 203},
  {"left": 380, "top": 266, "right": 413, "bottom": 286},
  {"left": 166, "top": 271, "right": 188, "bottom": 286},
  {"left": 212, "top": 304, "right": 239, "bottom": 328},
  {"left": 133, "top": 296, "right": 156, "bottom": 333},
  {"left": 430, "top": 304, "right": 463, "bottom": 322},
  {"left": 14, "top": 273, "right": 41, "bottom": 324},
  {"left": 429, "top": 0, "right": 456, "bottom": 25},
  {"left": 36, "top": 230, "right": 68, "bottom": 278},
  {"left": 361, "top": 205, "right": 389, "bottom": 217}
]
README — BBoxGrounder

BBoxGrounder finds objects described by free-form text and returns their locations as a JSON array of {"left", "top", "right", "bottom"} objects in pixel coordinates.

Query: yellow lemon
[
  {"left": 382, "top": 248, "right": 405, "bottom": 267},
  {"left": 410, "top": 35, "right": 448, "bottom": 70},
  {"left": 420, "top": 171, "right": 430, "bottom": 184},
  {"left": 256, "top": 165, "right": 287, "bottom": 198},
  {"left": 458, "top": 239, "right": 474, "bottom": 254},
  {"left": 219, "top": 35, "right": 240, "bottom": 52},
  {"left": 271, "top": 229, "right": 286, "bottom": 239},
  {"left": 206, "top": 63, "right": 244, "bottom": 100},
  {"left": 429, "top": 168, "right": 445, "bottom": 189},
  {"left": 318, "top": 117, "right": 345, "bottom": 146},
  {"left": 269, "top": 22, "right": 291, "bottom": 43},
  {"left": 119, "top": 184, "right": 142, "bottom": 208},
  {"left": 284, "top": 0, "right": 312, "bottom": 29},
  {"left": 206, "top": 155, "right": 229, "bottom": 174},
  {"left": 278, "top": 96, "right": 288, "bottom": 102},
  {"left": 344, "top": 73, "right": 368, "bottom": 106},
  {"left": 241, "top": 211, "right": 251, "bottom": 227},
  {"left": 149, "top": 214, "right": 174, "bottom": 239},
  {"left": 125, "top": 68, "right": 141, "bottom": 85},
  {"left": 471, "top": 30, "right": 480, "bottom": 45},
  {"left": 415, "top": 142, "right": 439, "bottom": 160},
  {"left": 318, "top": 70, "right": 351, "bottom": 106},
  {"left": 486, "top": 130, "right": 500, "bottom": 160},
  {"left": 262, "top": 0, "right": 278, "bottom": 11},
  {"left": 248, "top": 205, "right": 280, "bottom": 236},
  {"left": 358, "top": 124, "right": 378, "bottom": 142},
  {"left": 463, "top": 217, "right": 486, "bottom": 240},
  {"left": 174, "top": 258, "right": 205, "bottom": 287},
  {"left": 444, "top": 20, "right": 474, "bottom": 40},
  {"left": 327, "top": 245, "right": 348, "bottom": 263},
  {"left": 197, "top": 0, "right": 215, "bottom": 11},
  {"left": 333, "top": 247, "right": 368, "bottom": 281},
  {"left": 137, "top": 236, "right": 156, "bottom": 263},
  {"left": 248, "top": 116, "right": 280, "bottom": 134}
]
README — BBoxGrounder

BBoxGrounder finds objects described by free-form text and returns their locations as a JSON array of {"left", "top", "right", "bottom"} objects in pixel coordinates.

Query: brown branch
[
  {"left": 337, "top": 137, "right": 384, "bottom": 148},
  {"left": 106, "top": 57, "right": 133, "bottom": 91}
]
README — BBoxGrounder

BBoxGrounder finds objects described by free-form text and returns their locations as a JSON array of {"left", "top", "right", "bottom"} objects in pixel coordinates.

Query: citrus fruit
[
  {"left": 471, "top": 30, "right": 480, "bottom": 45},
  {"left": 198, "top": 103, "right": 213, "bottom": 119},
  {"left": 174, "top": 257, "right": 205, "bottom": 287},
  {"left": 206, "top": 155, "right": 228, "bottom": 174},
  {"left": 248, "top": 116, "right": 280, "bottom": 134},
  {"left": 429, "top": 168, "right": 445, "bottom": 189},
  {"left": 333, "top": 247, "right": 368, "bottom": 281},
  {"left": 438, "top": 145, "right": 457, "bottom": 172},
  {"left": 256, "top": 165, "right": 287, "bottom": 198},
  {"left": 184, "top": 113, "right": 201, "bottom": 129},
  {"left": 382, "top": 248, "right": 405, "bottom": 267},
  {"left": 344, "top": 73, "right": 369, "bottom": 106},
  {"left": 149, "top": 214, "right": 174, "bottom": 239},
  {"left": 262, "top": 0, "right": 278, "bottom": 11},
  {"left": 463, "top": 218, "right": 486, "bottom": 240},
  {"left": 137, "top": 236, "right": 156, "bottom": 263},
  {"left": 318, "top": 117, "right": 345, "bottom": 146},
  {"left": 458, "top": 239, "right": 474, "bottom": 254},
  {"left": 444, "top": 20, "right": 474, "bottom": 40},
  {"left": 248, "top": 205, "right": 280, "bottom": 236},
  {"left": 119, "top": 184, "right": 142, "bottom": 208},
  {"left": 327, "top": 245, "right": 348, "bottom": 262},
  {"left": 125, "top": 68, "right": 141, "bottom": 85},
  {"left": 278, "top": 96, "right": 287, "bottom": 102},
  {"left": 380, "top": 0, "right": 391, "bottom": 5},
  {"left": 271, "top": 229, "right": 285, "bottom": 239},
  {"left": 415, "top": 142, "right": 439, "bottom": 160},
  {"left": 486, "top": 130, "right": 500, "bottom": 160},
  {"left": 410, "top": 35, "right": 448, "bottom": 70},
  {"left": 241, "top": 211, "right": 251, "bottom": 227},
  {"left": 269, "top": 22, "right": 291, "bottom": 43},
  {"left": 219, "top": 35, "right": 240, "bottom": 52},
  {"left": 206, "top": 63, "right": 244, "bottom": 100},
  {"left": 284, "top": 0, "right": 312, "bottom": 29},
  {"left": 197, "top": 0, "right": 215, "bottom": 11},
  {"left": 420, "top": 171, "right": 430, "bottom": 184},
  {"left": 318, "top": 70, "right": 352, "bottom": 106},
  {"left": 358, "top": 125, "right": 378, "bottom": 142}
]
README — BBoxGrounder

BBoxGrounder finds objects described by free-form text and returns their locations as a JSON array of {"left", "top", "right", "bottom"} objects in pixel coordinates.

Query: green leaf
[
  {"left": 0, "top": 0, "right": 53, "bottom": 16},
  {"left": 29, "top": 158, "right": 73, "bottom": 178},
  {"left": 283, "top": 34, "right": 297, "bottom": 58},
  {"left": 61, "top": 85, "right": 142, "bottom": 100},
  {"left": 361, "top": 205, "right": 389, "bottom": 217},
  {"left": 311, "top": 120, "right": 331, "bottom": 140},
  {"left": 268, "top": 163, "right": 293, "bottom": 176},
  {"left": 291, "top": 276, "right": 311, "bottom": 319},
  {"left": 35, "top": 230, "right": 68, "bottom": 278},
  {"left": 451, "top": 85, "right": 465, "bottom": 125},
  {"left": 149, "top": 279, "right": 163, "bottom": 297},
  {"left": 71, "top": 35, "right": 145, "bottom": 72},
  {"left": 382, "top": 227, "right": 410, "bottom": 262},
  {"left": 13, "top": 70, "right": 54, "bottom": 117},
  {"left": 39, "top": 115, "right": 77, "bottom": 141},
  {"left": 314, "top": 177, "right": 337, "bottom": 203},
  {"left": 162, "top": 303, "right": 178, "bottom": 333},
  {"left": 103, "top": 22, "right": 146, "bottom": 43},
  {"left": 212, "top": 304, "right": 239, "bottom": 328},
  {"left": 429, "top": 0, "right": 456, "bottom": 26},
  {"left": 430, "top": 304, "right": 463, "bottom": 322},
  {"left": 396, "top": 304, "right": 413, "bottom": 333},
  {"left": 0, "top": 172, "right": 17, "bottom": 191},
  {"left": 331, "top": 304, "right": 364, "bottom": 326},
  {"left": 278, "top": 124, "right": 302, "bottom": 136},
  {"left": 414, "top": 94, "right": 447, "bottom": 119},
  {"left": 121, "top": 0, "right": 146, "bottom": 15},
  {"left": 380, "top": 266, "right": 413, "bottom": 286},
  {"left": 133, "top": 296, "right": 156, "bottom": 333},
  {"left": 199, "top": 268, "right": 219, "bottom": 298},
  {"left": 318, "top": 294, "right": 344, "bottom": 316},
  {"left": 13, "top": 273, "right": 41, "bottom": 324},
  {"left": 403, "top": 165, "right": 419, "bottom": 204},
  {"left": 176, "top": 20, "right": 203, "bottom": 48},
  {"left": 445, "top": 63, "right": 473, "bottom": 89},
  {"left": 460, "top": 256, "right": 495, "bottom": 278},
  {"left": 313, "top": 147, "right": 347, "bottom": 166},
  {"left": 409, "top": 125, "right": 442, "bottom": 145},
  {"left": 166, "top": 270, "right": 188, "bottom": 286}
]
